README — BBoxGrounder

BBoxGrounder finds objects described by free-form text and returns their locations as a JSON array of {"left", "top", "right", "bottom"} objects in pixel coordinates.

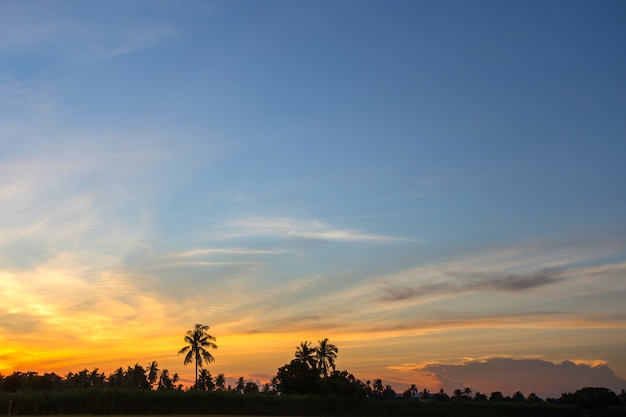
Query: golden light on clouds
[{"left": 1, "top": 0, "right": 625, "bottom": 401}]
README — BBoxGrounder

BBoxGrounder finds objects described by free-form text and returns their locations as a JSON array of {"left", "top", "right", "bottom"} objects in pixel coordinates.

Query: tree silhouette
[
  {"left": 474, "top": 391, "right": 488, "bottom": 402},
  {"left": 147, "top": 361, "right": 160, "bottom": 389},
  {"left": 108, "top": 368, "right": 126, "bottom": 388},
  {"left": 197, "top": 369, "right": 214, "bottom": 391},
  {"left": 373, "top": 379, "right": 384, "bottom": 395},
  {"left": 147, "top": 361, "right": 161, "bottom": 387},
  {"left": 88, "top": 368, "right": 105, "bottom": 388},
  {"left": 403, "top": 384, "right": 418, "bottom": 398},
  {"left": 244, "top": 381, "right": 260, "bottom": 393},
  {"left": 295, "top": 341, "right": 318, "bottom": 369},
  {"left": 561, "top": 387, "right": 620, "bottom": 416},
  {"left": 178, "top": 323, "right": 218, "bottom": 388},
  {"left": 236, "top": 376, "right": 246, "bottom": 394},
  {"left": 315, "top": 338, "right": 338, "bottom": 377},
  {"left": 489, "top": 391, "right": 504, "bottom": 402},
  {"left": 127, "top": 363, "right": 150, "bottom": 389},
  {"left": 157, "top": 369, "right": 179, "bottom": 390},
  {"left": 512, "top": 390, "right": 526, "bottom": 403},
  {"left": 433, "top": 388, "right": 449, "bottom": 401},
  {"left": 215, "top": 373, "right": 226, "bottom": 391},
  {"left": 274, "top": 359, "right": 321, "bottom": 395}
]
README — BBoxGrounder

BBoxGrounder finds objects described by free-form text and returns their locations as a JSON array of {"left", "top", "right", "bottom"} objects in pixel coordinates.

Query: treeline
[
  {"left": 0, "top": 363, "right": 265, "bottom": 395},
  {"left": 0, "top": 363, "right": 179, "bottom": 393},
  {"left": 1, "top": 364, "right": 625, "bottom": 416},
  {"left": 1, "top": 326, "right": 625, "bottom": 416}
]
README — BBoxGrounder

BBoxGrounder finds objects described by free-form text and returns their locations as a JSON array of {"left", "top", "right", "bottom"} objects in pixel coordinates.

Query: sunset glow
[{"left": 1, "top": 0, "right": 625, "bottom": 399}]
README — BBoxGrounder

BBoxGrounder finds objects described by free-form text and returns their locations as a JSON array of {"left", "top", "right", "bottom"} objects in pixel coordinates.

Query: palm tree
[
  {"left": 295, "top": 341, "right": 318, "bottom": 369},
  {"left": 147, "top": 361, "right": 160, "bottom": 389},
  {"left": 158, "top": 369, "right": 178, "bottom": 390},
  {"left": 215, "top": 373, "right": 226, "bottom": 391},
  {"left": 197, "top": 369, "right": 214, "bottom": 391},
  {"left": 236, "top": 376, "right": 246, "bottom": 394},
  {"left": 178, "top": 323, "right": 218, "bottom": 388},
  {"left": 315, "top": 338, "right": 338, "bottom": 377}
]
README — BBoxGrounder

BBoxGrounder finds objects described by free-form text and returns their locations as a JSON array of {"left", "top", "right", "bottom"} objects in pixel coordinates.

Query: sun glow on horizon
[{"left": 1, "top": 0, "right": 625, "bottom": 398}]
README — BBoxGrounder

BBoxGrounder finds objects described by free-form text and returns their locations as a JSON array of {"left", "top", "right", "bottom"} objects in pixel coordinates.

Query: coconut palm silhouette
[{"left": 178, "top": 323, "right": 218, "bottom": 388}]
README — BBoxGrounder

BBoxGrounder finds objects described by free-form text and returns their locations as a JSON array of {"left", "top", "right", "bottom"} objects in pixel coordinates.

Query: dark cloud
[
  {"left": 481, "top": 269, "right": 565, "bottom": 291},
  {"left": 380, "top": 283, "right": 450, "bottom": 302},
  {"left": 417, "top": 358, "right": 626, "bottom": 398},
  {"left": 380, "top": 268, "right": 565, "bottom": 302}
]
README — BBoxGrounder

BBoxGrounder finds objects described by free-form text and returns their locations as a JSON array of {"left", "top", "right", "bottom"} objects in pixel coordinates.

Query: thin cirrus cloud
[
  {"left": 172, "top": 248, "right": 287, "bottom": 258},
  {"left": 369, "top": 238, "right": 626, "bottom": 305},
  {"left": 1, "top": 149, "right": 149, "bottom": 249},
  {"left": 0, "top": 79, "right": 55, "bottom": 119},
  {"left": 0, "top": 2, "right": 65, "bottom": 52},
  {"left": 89, "top": 25, "right": 180, "bottom": 60},
  {"left": 0, "top": 2, "right": 180, "bottom": 60},
  {"left": 1, "top": 1, "right": 624, "bottom": 392},
  {"left": 210, "top": 217, "right": 409, "bottom": 243}
]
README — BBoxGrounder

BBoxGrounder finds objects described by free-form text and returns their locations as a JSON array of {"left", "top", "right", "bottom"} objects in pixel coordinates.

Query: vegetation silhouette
[
  {"left": 146, "top": 360, "right": 159, "bottom": 388},
  {"left": 316, "top": 338, "right": 338, "bottom": 377},
  {"left": 1, "top": 324, "right": 625, "bottom": 415},
  {"left": 177, "top": 323, "right": 217, "bottom": 389},
  {"left": 295, "top": 341, "right": 318, "bottom": 369}
]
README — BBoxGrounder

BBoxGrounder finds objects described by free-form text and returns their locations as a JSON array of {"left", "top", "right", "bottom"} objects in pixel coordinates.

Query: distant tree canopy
[
  {"left": 1, "top": 324, "right": 625, "bottom": 417},
  {"left": 272, "top": 338, "right": 373, "bottom": 397},
  {"left": 0, "top": 362, "right": 181, "bottom": 392},
  {"left": 274, "top": 359, "right": 321, "bottom": 395},
  {"left": 559, "top": 386, "right": 621, "bottom": 416}
]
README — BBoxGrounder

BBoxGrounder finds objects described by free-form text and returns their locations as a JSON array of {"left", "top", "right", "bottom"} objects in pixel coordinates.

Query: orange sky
[
  {"left": 1, "top": 0, "right": 626, "bottom": 401},
  {"left": 2, "top": 301, "right": 625, "bottom": 398}
]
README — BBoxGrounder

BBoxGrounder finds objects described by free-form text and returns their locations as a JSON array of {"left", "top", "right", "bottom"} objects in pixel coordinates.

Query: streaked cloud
[
  {"left": 1, "top": 0, "right": 625, "bottom": 394},
  {"left": 0, "top": 1, "right": 180, "bottom": 59},
  {"left": 93, "top": 25, "right": 180, "bottom": 60},
  {"left": 0, "top": 312, "right": 43, "bottom": 334},
  {"left": 172, "top": 248, "right": 287, "bottom": 258},
  {"left": 379, "top": 268, "right": 565, "bottom": 302},
  {"left": 211, "top": 217, "right": 409, "bottom": 242}
]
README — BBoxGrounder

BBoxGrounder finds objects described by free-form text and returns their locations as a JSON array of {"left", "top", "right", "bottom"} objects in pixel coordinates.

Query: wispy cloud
[
  {"left": 172, "top": 248, "right": 286, "bottom": 258},
  {"left": 0, "top": 2, "right": 180, "bottom": 60},
  {"left": 89, "top": 25, "right": 180, "bottom": 60},
  {"left": 379, "top": 268, "right": 566, "bottom": 302},
  {"left": 0, "top": 312, "right": 44, "bottom": 334},
  {"left": 0, "top": 2, "right": 65, "bottom": 52},
  {"left": 0, "top": 116, "right": 225, "bottom": 273},
  {"left": 211, "top": 217, "right": 409, "bottom": 243}
]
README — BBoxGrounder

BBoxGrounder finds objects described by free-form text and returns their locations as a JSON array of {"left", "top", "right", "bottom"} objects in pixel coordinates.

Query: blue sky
[{"left": 1, "top": 0, "right": 625, "bottom": 397}]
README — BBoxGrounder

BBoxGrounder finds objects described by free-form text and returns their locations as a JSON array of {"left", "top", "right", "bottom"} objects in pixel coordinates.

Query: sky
[{"left": 1, "top": 0, "right": 625, "bottom": 399}]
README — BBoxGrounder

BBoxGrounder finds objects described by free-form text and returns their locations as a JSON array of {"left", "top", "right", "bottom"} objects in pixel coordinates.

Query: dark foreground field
[{"left": 2, "top": 389, "right": 625, "bottom": 417}]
